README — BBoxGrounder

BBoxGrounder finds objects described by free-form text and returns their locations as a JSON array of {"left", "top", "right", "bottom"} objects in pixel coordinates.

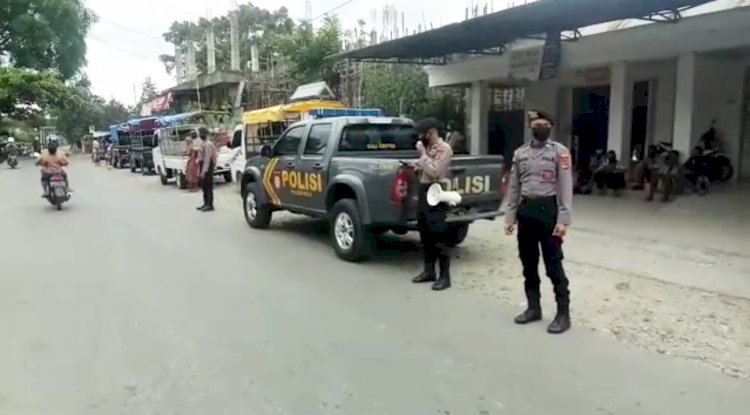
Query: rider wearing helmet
[
  {"left": 5, "top": 136, "right": 18, "bottom": 156},
  {"left": 35, "top": 138, "right": 69, "bottom": 197}
]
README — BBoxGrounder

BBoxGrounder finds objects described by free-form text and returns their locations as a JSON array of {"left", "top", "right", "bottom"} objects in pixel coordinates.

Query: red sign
[{"left": 151, "top": 93, "right": 172, "bottom": 113}]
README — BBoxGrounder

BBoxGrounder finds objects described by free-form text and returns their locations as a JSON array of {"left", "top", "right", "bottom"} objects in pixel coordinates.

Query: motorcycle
[
  {"left": 7, "top": 154, "right": 18, "bottom": 168},
  {"left": 683, "top": 148, "right": 734, "bottom": 196},
  {"left": 46, "top": 174, "right": 71, "bottom": 210}
]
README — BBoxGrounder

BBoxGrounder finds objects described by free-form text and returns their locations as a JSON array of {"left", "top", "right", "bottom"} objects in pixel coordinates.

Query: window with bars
[{"left": 491, "top": 87, "right": 525, "bottom": 112}]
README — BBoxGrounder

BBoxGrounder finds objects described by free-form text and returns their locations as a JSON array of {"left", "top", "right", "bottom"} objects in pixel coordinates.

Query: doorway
[
  {"left": 630, "top": 81, "right": 651, "bottom": 162},
  {"left": 487, "top": 110, "right": 525, "bottom": 160},
  {"left": 571, "top": 85, "right": 610, "bottom": 168}
]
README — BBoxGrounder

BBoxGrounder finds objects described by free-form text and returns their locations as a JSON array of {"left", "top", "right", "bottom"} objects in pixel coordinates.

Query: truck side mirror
[{"left": 260, "top": 144, "right": 273, "bottom": 158}]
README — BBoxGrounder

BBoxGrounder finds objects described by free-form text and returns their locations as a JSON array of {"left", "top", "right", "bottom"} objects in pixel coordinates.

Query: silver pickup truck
[{"left": 240, "top": 116, "right": 505, "bottom": 262}]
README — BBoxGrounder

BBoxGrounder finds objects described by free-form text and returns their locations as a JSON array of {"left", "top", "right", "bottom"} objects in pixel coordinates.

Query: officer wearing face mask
[
  {"left": 503, "top": 110, "right": 574, "bottom": 334},
  {"left": 412, "top": 117, "right": 454, "bottom": 291}
]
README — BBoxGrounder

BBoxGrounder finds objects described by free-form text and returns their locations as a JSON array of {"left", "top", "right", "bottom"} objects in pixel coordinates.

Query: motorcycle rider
[
  {"left": 36, "top": 138, "right": 69, "bottom": 197},
  {"left": 5, "top": 137, "right": 18, "bottom": 162}
]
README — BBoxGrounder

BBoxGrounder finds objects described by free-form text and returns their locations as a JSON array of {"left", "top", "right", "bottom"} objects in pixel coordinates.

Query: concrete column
[
  {"left": 468, "top": 81, "right": 489, "bottom": 155},
  {"left": 523, "top": 81, "right": 559, "bottom": 143},
  {"left": 672, "top": 53, "right": 698, "bottom": 159},
  {"left": 607, "top": 61, "right": 634, "bottom": 161},
  {"left": 556, "top": 86, "right": 573, "bottom": 148}
]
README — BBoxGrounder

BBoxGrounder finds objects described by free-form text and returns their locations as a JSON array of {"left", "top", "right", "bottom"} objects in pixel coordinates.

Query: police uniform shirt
[
  {"left": 417, "top": 138, "right": 453, "bottom": 184},
  {"left": 504, "top": 140, "right": 574, "bottom": 225}
]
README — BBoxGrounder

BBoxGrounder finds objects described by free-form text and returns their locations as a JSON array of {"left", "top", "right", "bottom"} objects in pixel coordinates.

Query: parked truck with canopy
[
  {"left": 128, "top": 117, "right": 158, "bottom": 174},
  {"left": 109, "top": 124, "right": 131, "bottom": 168}
]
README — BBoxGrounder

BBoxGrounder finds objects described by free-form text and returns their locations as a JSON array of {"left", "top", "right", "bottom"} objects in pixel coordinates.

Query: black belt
[{"left": 522, "top": 195, "right": 556, "bottom": 202}]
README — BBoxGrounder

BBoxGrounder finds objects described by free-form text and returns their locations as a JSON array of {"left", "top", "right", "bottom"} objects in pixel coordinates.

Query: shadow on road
[{"left": 269, "top": 216, "right": 424, "bottom": 264}]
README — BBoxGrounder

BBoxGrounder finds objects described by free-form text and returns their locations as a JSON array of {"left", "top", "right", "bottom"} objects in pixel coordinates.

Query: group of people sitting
[{"left": 575, "top": 142, "right": 682, "bottom": 202}]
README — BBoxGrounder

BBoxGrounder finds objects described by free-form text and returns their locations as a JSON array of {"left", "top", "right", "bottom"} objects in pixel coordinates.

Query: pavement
[{"left": 0, "top": 157, "right": 748, "bottom": 415}]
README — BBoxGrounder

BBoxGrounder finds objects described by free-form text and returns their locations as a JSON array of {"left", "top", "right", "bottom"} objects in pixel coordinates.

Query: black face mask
[{"left": 532, "top": 127, "right": 551, "bottom": 141}]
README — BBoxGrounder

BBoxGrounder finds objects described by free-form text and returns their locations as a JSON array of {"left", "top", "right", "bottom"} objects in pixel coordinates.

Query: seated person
[
  {"left": 36, "top": 140, "right": 69, "bottom": 197},
  {"left": 593, "top": 150, "right": 626, "bottom": 194},
  {"left": 634, "top": 145, "right": 659, "bottom": 190},
  {"left": 648, "top": 149, "right": 681, "bottom": 202}
]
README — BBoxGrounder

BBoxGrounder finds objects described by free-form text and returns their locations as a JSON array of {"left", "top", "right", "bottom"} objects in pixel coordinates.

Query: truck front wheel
[
  {"left": 244, "top": 185, "right": 271, "bottom": 229},
  {"left": 444, "top": 224, "right": 470, "bottom": 247},
  {"left": 330, "top": 199, "right": 371, "bottom": 262}
]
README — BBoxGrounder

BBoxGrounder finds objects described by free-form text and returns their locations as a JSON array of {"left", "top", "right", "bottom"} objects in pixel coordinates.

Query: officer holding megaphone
[{"left": 412, "top": 118, "right": 454, "bottom": 291}]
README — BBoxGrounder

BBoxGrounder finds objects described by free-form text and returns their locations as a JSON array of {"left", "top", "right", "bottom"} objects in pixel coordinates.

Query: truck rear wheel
[
  {"left": 444, "top": 224, "right": 470, "bottom": 247},
  {"left": 223, "top": 171, "right": 233, "bottom": 183},
  {"left": 244, "top": 185, "right": 271, "bottom": 229},
  {"left": 330, "top": 199, "right": 371, "bottom": 262}
]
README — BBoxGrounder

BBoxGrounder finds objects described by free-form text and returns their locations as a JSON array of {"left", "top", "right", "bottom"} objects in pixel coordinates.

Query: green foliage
[
  {"left": 0, "top": 67, "right": 67, "bottom": 118},
  {"left": 0, "top": 0, "right": 95, "bottom": 79},
  {"left": 140, "top": 77, "right": 159, "bottom": 103},
  {"left": 278, "top": 16, "right": 343, "bottom": 87},
  {"left": 361, "top": 64, "right": 464, "bottom": 125},
  {"left": 159, "top": 3, "right": 294, "bottom": 75},
  {"left": 361, "top": 65, "right": 429, "bottom": 117},
  {"left": 53, "top": 89, "right": 132, "bottom": 146}
]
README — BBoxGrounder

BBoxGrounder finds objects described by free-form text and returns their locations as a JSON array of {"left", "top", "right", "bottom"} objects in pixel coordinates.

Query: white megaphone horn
[{"left": 426, "top": 183, "right": 462, "bottom": 207}]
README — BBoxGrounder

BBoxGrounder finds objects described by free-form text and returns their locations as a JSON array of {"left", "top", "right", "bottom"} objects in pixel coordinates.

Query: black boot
[
  {"left": 514, "top": 295, "right": 542, "bottom": 325},
  {"left": 431, "top": 258, "right": 451, "bottom": 291},
  {"left": 412, "top": 260, "right": 436, "bottom": 283},
  {"left": 547, "top": 302, "right": 571, "bottom": 334}
]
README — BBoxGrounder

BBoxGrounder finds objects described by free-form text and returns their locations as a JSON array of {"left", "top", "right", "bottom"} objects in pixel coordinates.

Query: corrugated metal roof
[{"left": 332, "top": 0, "right": 714, "bottom": 61}]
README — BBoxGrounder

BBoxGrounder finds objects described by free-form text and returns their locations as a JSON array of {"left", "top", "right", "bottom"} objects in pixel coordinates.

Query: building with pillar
[
  {"left": 424, "top": 1, "right": 750, "bottom": 180},
  {"left": 334, "top": 0, "right": 750, "bottom": 181}
]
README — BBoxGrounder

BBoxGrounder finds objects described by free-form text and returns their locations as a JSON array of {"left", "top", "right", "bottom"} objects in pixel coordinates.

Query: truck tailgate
[{"left": 442, "top": 155, "right": 505, "bottom": 206}]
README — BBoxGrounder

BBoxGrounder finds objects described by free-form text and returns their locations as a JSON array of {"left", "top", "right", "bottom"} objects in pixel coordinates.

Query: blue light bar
[{"left": 307, "top": 108, "right": 383, "bottom": 119}]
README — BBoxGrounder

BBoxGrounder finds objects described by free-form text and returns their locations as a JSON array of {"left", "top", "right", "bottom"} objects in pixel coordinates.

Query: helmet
[
  {"left": 7, "top": 137, "right": 14, "bottom": 143},
  {"left": 47, "top": 139, "right": 59, "bottom": 151}
]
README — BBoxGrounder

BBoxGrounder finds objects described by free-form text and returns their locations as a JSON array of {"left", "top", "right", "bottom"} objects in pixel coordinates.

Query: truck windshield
[{"left": 338, "top": 124, "right": 416, "bottom": 152}]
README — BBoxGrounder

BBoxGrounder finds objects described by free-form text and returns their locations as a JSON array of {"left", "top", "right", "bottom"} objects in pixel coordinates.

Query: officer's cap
[
  {"left": 528, "top": 110, "right": 554, "bottom": 125},
  {"left": 414, "top": 117, "right": 443, "bottom": 134}
]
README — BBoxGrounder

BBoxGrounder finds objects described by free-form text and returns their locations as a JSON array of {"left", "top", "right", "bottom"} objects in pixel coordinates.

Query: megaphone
[{"left": 426, "top": 182, "right": 462, "bottom": 207}]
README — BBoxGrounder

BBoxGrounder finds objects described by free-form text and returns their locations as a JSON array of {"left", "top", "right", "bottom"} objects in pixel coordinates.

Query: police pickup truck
[{"left": 240, "top": 115, "right": 505, "bottom": 262}]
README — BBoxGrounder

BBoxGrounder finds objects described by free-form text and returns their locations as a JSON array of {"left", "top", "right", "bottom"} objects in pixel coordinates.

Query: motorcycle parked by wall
[
  {"left": 683, "top": 147, "right": 734, "bottom": 196},
  {"left": 46, "top": 174, "right": 71, "bottom": 210}
]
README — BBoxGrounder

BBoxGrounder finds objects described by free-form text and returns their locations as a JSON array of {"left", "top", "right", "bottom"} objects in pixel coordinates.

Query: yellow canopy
[
  {"left": 242, "top": 100, "right": 345, "bottom": 125},
  {"left": 242, "top": 105, "right": 285, "bottom": 124},
  {"left": 281, "top": 100, "right": 345, "bottom": 114}
]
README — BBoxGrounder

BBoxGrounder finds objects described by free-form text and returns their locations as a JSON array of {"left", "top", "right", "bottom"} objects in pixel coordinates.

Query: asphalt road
[{"left": 0, "top": 157, "right": 747, "bottom": 415}]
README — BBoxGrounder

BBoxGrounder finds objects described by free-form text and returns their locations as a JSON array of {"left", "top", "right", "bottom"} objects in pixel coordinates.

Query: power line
[
  {"left": 311, "top": 0, "right": 357, "bottom": 21},
  {"left": 98, "top": 17, "right": 166, "bottom": 42},
  {"left": 147, "top": 0, "right": 203, "bottom": 18},
  {"left": 88, "top": 35, "right": 155, "bottom": 61}
]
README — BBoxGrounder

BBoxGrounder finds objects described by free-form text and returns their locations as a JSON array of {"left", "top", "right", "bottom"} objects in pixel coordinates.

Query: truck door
[
  {"left": 264, "top": 125, "right": 306, "bottom": 207},
  {"left": 296, "top": 122, "right": 333, "bottom": 213}
]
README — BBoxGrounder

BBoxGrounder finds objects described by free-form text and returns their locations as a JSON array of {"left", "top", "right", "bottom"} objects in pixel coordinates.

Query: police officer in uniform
[
  {"left": 412, "top": 118, "right": 454, "bottom": 291},
  {"left": 504, "top": 110, "right": 574, "bottom": 334}
]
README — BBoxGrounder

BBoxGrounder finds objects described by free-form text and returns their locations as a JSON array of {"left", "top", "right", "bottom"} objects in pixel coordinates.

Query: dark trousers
[
  {"left": 200, "top": 162, "right": 215, "bottom": 207},
  {"left": 517, "top": 196, "right": 570, "bottom": 305},
  {"left": 418, "top": 184, "right": 449, "bottom": 274}
]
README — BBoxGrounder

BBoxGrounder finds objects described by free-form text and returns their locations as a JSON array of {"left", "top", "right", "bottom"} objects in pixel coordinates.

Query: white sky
[{"left": 84, "top": 0, "right": 516, "bottom": 106}]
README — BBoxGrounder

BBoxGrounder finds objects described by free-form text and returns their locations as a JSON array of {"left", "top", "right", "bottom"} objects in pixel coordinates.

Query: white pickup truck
[{"left": 153, "top": 125, "right": 240, "bottom": 189}]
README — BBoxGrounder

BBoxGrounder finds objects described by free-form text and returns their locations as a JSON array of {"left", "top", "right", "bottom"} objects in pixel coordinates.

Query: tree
[
  {"left": 159, "top": 4, "right": 294, "bottom": 76},
  {"left": 0, "top": 0, "right": 95, "bottom": 79},
  {"left": 140, "top": 77, "right": 158, "bottom": 103},
  {"left": 361, "top": 65, "right": 429, "bottom": 117},
  {"left": 0, "top": 67, "right": 67, "bottom": 118},
  {"left": 278, "top": 16, "right": 343, "bottom": 87}
]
